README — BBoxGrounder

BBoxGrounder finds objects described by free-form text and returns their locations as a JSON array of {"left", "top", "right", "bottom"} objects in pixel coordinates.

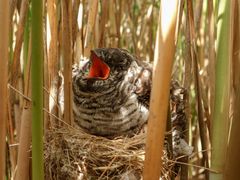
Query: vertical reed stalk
[
  {"left": 0, "top": 0, "right": 9, "bottom": 179},
  {"left": 84, "top": 0, "right": 98, "bottom": 57},
  {"left": 187, "top": 0, "right": 210, "bottom": 179},
  {"left": 16, "top": 32, "right": 32, "bottom": 180},
  {"left": 11, "top": 0, "right": 29, "bottom": 88},
  {"left": 99, "top": 0, "right": 109, "bottom": 47},
  {"left": 207, "top": 0, "right": 216, "bottom": 127},
  {"left": 61, "top": 0, "right": 73, "bottom": 125},
  {"left": 109, "top": 1, "right": 118, "bottom": 47},
  {"left": 210, "top": 1, "right": 231, "bottom": 179},
  {"left": 31, "top": 0, "right": 44, "bottom": 179},
  {"left": 74, "top": 1, "right": 84, "bottom": 63},
  {"left": 47, "top": 0, "right": 59, "bottom": 126},
  {"left": 143, "top": 1, "right": 179, "bottom": 179},
  {"left": 72, "top": 0, "right": 80, "bottom": 48},
  {"left": 224, "top": 1, "right": 240, "bottom": 178}
]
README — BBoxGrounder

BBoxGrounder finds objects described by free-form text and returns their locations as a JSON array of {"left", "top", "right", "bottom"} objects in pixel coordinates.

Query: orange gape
[{"left": 88, "top": 53, "right": 110, "bottom": 79}]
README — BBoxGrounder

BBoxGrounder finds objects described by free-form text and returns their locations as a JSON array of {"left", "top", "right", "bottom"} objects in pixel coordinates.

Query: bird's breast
[{"left": 73, "top": 90, "right": 149, "bottom": 137}]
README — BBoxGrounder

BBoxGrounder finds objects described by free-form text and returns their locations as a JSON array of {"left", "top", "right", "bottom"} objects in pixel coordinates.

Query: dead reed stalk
[
  {"left": 0, "top": 0, "right": 9, "bottom": 178},
  {"left": 47, "top": 0, "right": 59, "bottom": 126},
  {"left": 143, "top": 0, "right": 179, "bottom": 179},
  {"left": 11, "top": 0, "right": 29, "bottom": 88},
  {"left": 16, "top": 32, "right": 32, "bottom": 180},
  {"left": 84, "top": 0, "right": 98, "bottom": 57},
  {"left": 61, "top": 0, "right": 73, "bottom": 125}
]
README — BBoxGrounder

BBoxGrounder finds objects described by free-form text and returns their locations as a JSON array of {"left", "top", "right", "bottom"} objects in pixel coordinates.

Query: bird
[
  {"left": 72, "top": 48, "right": 152, "bottom": 138},
  {"left": 70, "top": 48, "right": 192, "bottom": 156}
]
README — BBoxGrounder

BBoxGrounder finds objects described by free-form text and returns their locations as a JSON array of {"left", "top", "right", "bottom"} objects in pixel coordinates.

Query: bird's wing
[{"left": 133, "top": 60, "right": 152, "bottom": 108}]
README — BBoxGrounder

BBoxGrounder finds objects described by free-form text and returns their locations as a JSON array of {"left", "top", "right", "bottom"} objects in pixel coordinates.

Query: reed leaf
[{"left": 210, "top": 0, "right": 231, "bottom": 179}]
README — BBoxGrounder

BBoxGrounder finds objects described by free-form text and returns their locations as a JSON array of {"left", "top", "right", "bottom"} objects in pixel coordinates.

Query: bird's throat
[{"left": 88, "top": 53, "right": 110, "bottom": 80}]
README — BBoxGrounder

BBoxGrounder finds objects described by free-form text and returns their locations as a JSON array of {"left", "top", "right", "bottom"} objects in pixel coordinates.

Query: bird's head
[
  {"left": 74, "top": 48, "right": 134, "bottom": 93},
  {"left": 87, "top": 48, "right": 133, "bottom": 79}
]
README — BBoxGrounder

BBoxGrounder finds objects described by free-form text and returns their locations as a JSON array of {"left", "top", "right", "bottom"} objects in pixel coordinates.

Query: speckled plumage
[{"left": 72, "top": 48, "right": 152, "bottom": 137}]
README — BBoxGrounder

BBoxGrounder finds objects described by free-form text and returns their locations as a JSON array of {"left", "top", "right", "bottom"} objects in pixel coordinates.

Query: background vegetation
[{"left": 0, "top": 0, "right": 239, "bottom": 179}]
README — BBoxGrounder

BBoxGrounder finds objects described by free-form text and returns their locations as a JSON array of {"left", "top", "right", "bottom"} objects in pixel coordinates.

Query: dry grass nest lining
[{"left": 44, "top": 126, "right": 177, "bottom": 180}]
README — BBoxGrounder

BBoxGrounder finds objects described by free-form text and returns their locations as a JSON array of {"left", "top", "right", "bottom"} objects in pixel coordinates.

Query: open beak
[{"left": 87, "top": 51, "right": 110, "bottom": 80}]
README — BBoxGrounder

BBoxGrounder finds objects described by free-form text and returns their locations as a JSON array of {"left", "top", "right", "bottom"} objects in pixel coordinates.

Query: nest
[
  {"left": 44, "top": 81, "right": 188, "bottom": 179},
  {"left": 44, "top": 127, "right": 177, "bottom": 180}
]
